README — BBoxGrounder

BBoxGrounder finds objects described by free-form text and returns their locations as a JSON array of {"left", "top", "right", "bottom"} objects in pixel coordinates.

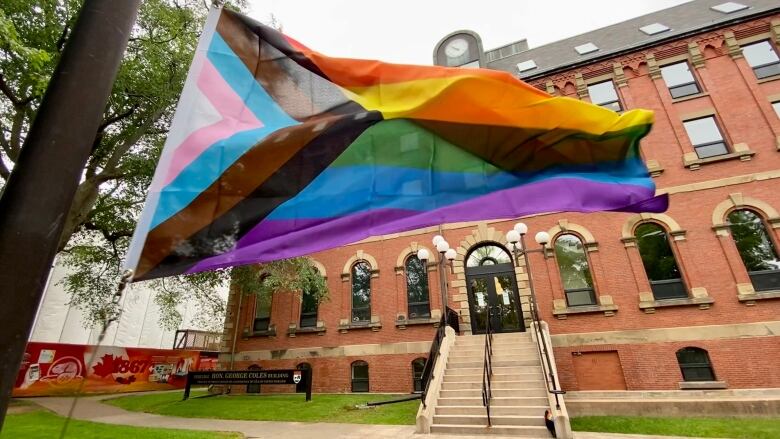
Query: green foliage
[
  {"left": 1, "top": 409, "right": 240, "bottom": 438},
  {"left": 571, "top": 416, "right": 780, "bottom": 439},
  {"left": 728, "top": 209, "right": 780, "bottom": 272},
  {"left": 233, "top": 258, "right": 329, "bottom": 307},
  {"left": 1, "top": 0, "right": 317, "bottom": 332},
  {"left": 107, "top": 391, "right": 418, "bottom": 425}
]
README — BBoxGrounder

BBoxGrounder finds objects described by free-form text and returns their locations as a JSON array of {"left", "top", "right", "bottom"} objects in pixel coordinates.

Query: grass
[
  {"left": 572, "top": 416, "right": 780, "bottom": 439},
  {"left": 107, "top": 391, "right": 418, "bottom": 425},
  {"left": 1, "top": 409, "right": 241, "bottom": 439}
]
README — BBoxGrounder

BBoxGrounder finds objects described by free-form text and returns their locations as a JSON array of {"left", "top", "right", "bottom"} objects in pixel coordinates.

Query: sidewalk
[{"left": 28, "top": 394, "right": 722, "bottom": 439}]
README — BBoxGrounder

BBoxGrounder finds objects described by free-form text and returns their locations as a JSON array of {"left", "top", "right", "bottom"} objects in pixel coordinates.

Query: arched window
[
  {"left": 254, "top": 296, "right": 272, "bottom": 332},
  {"left": 727, "top": 209, "right": 780, "bottom": 292},
  {"left": 635, "top": 223, "right": 686, "bottom": 299},
  {"left": 554, "top": 234, "right": 596, "bottom": 306},
  {"left": 466, "top": 244, "right": 512, "bottom": 267},
  {"left": 300, "top": 288, "right": 319, "bottom": 328},
  {"left": 351, "top": 360, "right": 369, "bottom": 392},
  {"left": 676, "top": 347, "right": 715, "bottom": 382},
  {"left": 411, "top": 358, "right": 426, "bottom": 393},
  {"left": 406, "top": 256, "right": 430, "bottom": 319},
  {"left": 351, "top": 261, "right": 372, "bottom": 323},
  {"left": 296, "top": 362, "right": 312, "bottom": 393}
]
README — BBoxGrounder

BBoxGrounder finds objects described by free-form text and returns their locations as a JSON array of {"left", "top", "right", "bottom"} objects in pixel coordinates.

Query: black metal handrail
[
  {"left": 527, "top": 275, "right": 565, "bottom": 410},
  {"left": 420, "top": 307, "right": 458, "bottom": 407},
  {"left": 481, "top": 315, "right": 494, "bottom": 426}
]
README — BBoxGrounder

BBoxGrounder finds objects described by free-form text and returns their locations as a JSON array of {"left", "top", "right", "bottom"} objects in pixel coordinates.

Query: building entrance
[{"left": 465, "top": 244, "right": 524, "bottom": 334}]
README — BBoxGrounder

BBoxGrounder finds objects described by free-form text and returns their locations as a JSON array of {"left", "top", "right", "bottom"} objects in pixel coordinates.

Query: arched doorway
[{"left": 465, "top": 244, "right": 524, "bottom": 334}]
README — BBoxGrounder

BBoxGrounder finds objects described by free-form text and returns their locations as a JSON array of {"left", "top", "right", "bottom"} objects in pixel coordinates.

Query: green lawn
[
  {"left": 572, "top": 416, "right": 780, "bottom": 439},
  {"left": 107, "top": 391, "right": 419, "bottom": 425},
  {"left": 1, "top": 409, "right": 241, "bottom": 439}
]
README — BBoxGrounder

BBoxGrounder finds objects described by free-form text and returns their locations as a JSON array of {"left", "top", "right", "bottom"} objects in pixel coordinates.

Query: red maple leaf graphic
[{"left": 93, "top": 354, "right": 117, "bottom": 378}]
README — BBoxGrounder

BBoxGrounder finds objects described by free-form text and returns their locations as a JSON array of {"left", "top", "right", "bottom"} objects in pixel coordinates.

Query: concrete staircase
[{"left": 430, "top": 332, "right": 553, "bottom": 437}]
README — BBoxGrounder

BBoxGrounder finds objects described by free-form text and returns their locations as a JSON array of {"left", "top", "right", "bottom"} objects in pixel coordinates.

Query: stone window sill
[
  {"left": 338, "top": 321, "right": 382, "bottom": 333},
  {"left": 683, "top": 148, "right": 755, "bottom": 170},
  {"left": 287, "top": 325, "right": 326, "bottom": 337},
  {"left": 679, "top": 381, "right": 727, "bottom": 390},
  {"left": 738, "top": 290, "right": 780, "bottom": 305},
  {"left": 639, "top": 296, "right": 714, "bottom": 313},
  {"left": 553, "top": 304, "right": 618, "bottom": 319},
  {"left": 671, "top": 91, "right": 709, "bottom": 103},
  {"left": 756, "top": 75, "right": 779, "bottom": 84},
  {"left": 246, "top": 326, "right": 277, "bottom": 338},
  {"left": 395, "top": 317, "right": 440, "bottom": 329}
]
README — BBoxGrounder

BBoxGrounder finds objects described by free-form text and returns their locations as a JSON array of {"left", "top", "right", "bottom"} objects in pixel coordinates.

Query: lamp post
[
  {"left": 417, "top": 235, "right": 456, "bottom": 326},
  {"left": 504, "top": 222, "right": 549, "bottom": 321}
]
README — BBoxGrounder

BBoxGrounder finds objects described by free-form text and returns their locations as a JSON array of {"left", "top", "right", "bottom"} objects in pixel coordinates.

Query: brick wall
[{"left": 223, "top": 14, "right": 780, "bottom": 393}]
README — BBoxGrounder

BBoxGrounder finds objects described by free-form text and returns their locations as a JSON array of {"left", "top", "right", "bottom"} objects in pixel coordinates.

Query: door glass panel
[
  {"left": 494, "top": 275, "right": 521, "bottom": 331},
  {"left": 470, "top": 278, "right": 489, "bottom": 334}
]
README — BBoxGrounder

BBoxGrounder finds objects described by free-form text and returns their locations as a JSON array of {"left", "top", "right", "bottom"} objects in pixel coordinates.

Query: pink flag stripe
[{"left": 162, "top": 58, "right": 264, "bottom": 186}]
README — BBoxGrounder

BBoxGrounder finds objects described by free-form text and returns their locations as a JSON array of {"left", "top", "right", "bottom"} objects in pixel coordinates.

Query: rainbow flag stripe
[{"left": 126, "top": 8, "right": 667, "bottom": 281}]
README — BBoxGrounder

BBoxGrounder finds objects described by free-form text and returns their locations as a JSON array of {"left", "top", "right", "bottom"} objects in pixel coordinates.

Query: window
[
  {"left": 351, "top": 361, "right": 369, "bottom": 392},
  {"left": 296, "top": 362, "right": 311, "bottom": 393},
  {"left": 300, "top": 288, "right": 319, "bottom": 328},
  {"left": 683, "top": 117, "right": 729, "bottom": 159},
  {"left": 772, "top": 101, "right": 780, "bottom": 118},
  {"left": 554, "top": 234, "right": 596, "bottom": 306},
  {"left": 742, "top": 40, "right": 780, "bottom": 79},
  {"left": 466, "top": 244, "right": 512, "bottom": 267},
  {"left": 661, "top": 62, "right": 700, "bottom": 98},
  {"left": 676, "top": 347, "right": 716, "bottom": 382},
  {"left": 405, "top": 256, "right": 431, "bottom": 319},
  {"left": 728, "top": 209, "right": 780, "bottom": 292},
  {"left": 635, "top": 223, "right": 687, "bottom": 299},
  {"left": 412, "top": 358, "right": 426, "bottom": 393},
  {"left": 253, "top": 296, "right": 272, "bottom": 332},
  {"left": 587, "top": 80, "right": 622, "bottom": 112},
  {"left": 351, "top": 261, "right": 371, "bottom": 323}
]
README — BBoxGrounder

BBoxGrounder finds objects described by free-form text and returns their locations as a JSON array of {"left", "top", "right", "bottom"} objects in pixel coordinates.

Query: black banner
[{"left": 184, "top": 369, "right": 311, "bottom": 401}]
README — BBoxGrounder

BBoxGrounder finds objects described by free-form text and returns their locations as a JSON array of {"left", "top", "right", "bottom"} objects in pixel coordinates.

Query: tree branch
[
  {"left": 0, "top": 73, "right": 21, "bottom": 106},
  {"left": 8, "top": 110, "right": 25, "bottom": 161},
  {"left": 99, "top": 105, "right": 138, "bottom": 132},
  {"left": 99, "top": 107, "right": 164, "bottom": 176},
  {"left": 83, "top": 221, "right": 133, "bottom": 243},
  {"left": 0, "top": 157, "right": 10, "bottom": 181}
]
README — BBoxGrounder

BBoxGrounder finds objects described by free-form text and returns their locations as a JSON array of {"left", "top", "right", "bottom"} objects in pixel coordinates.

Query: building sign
[
  {"left": 184, "top": 369, "right": 312, "bottom": 401},
  {"left": 13, "top": 342, "right": 205, "bottom": 397}
]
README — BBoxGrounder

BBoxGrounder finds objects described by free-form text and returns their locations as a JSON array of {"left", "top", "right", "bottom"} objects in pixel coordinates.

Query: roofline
[{"left": 519, "top": 6, "right": 780, "bottom": 81}]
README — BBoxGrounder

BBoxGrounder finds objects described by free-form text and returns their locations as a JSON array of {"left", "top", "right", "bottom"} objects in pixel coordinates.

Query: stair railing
[
  {"left": 481, "top": 314, "right": 494, "bottom": 426},
  {"left": 420, "top": 307, "right": 457, "bottom": 408}
]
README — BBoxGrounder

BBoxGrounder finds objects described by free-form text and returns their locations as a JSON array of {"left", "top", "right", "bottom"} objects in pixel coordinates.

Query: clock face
[{"left": 445, "top": 38, "right": 469, "bottom": 58}]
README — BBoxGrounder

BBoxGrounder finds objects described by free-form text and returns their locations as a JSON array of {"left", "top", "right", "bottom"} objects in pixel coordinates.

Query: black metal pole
[
  {"left": 0, "top": 0, "right": 141, "bottom": 429},
  {"left": 438, "top": 253, "right": 449, "bottom": 326}
]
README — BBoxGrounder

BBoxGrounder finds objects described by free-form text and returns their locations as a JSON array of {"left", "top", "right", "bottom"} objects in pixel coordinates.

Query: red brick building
[{"left": 221, "top": 0, "right": 780, "bottom": 396}]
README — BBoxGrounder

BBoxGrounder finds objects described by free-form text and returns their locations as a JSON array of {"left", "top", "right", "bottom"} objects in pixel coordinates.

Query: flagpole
[{"left": 0, "top": 0, "right": 141, "bottom": 429}]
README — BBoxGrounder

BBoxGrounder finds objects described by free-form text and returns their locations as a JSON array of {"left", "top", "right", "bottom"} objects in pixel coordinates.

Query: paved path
[{"left": 27, "top": 394, "right": 721, "bottom": 439}]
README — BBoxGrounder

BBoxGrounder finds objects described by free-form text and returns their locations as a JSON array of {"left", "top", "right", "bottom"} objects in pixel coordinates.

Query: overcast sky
[{"left": 249, "top": 0, "right": 691, "bottom": 65}]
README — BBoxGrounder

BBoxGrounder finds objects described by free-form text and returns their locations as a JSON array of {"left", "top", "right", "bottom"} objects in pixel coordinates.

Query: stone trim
[
  {"left": 246, "top": 323, "right": 277, "bottom": 338},
  {"left": 711, "top": 192, "right": 780, "bottom": 230},
  {"left": 772, "top": 19, "right": 780, "bottom": 44},
  {"left": 645, "top": 54, "right": 662, "bottom": 80},
  {"left": 546, "top": 220, "right": 598, "bottom": 249},
  {"left": 683, "top": 145, "right": 755, "bottom": 170},
  {"left": 621, "top": 213, "right": 684, "bottom": 239},
  {"left": 308, "top": 258, "right": 327, "bottom": 279},
  {"left": 338, "top": 316, "right": 382, "bottom": 333},
  {"left": 687, "top": 42, "right": 706, "bottom": 69},
  {"left": 738, "top": 288, "right": 780, "bottom": 305},
  {"left": 287, "top": 321, "right": 326, "bottom": 337},
  {"left": 395, "top": 242, "right": 437, "bottom": 272},
  {"left": 575, "top": 73, "right": 588, "bottom": 99},
  {"left": 236, "top": 339, "right": 433, "bottom": 361},
  {"left": 646, "top": 159, "right": 664, "bottom": 177},
  {"left": 723, "top": 31, "right": 742, "bottom": 59},
  {"left": 678, "top": 381, "right": 728, "bottom": 390},
  {"left": 612, "top": 63, "right": 627, "bottom": 88},
  {"left": 341, "top": 250, "right": 379, "bottom": 280},
  {"left": 638, "top": 294, "right": 714, "bottom": 313},
  {"left": 552, "top": 295, "right": 617, "bottom": 319},
  {"left": 550, "top": 320, "right": 780, "bottom": 348},
  {"left": 680, "top": 107, "right": 717, "bottom": 121}
]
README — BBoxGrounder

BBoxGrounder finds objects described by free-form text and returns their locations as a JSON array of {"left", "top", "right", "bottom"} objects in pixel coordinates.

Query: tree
[{"left": 0, "top": 0, "right": 327, "bottom": 332}]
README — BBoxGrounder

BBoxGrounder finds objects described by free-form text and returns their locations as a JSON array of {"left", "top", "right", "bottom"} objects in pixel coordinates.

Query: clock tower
[{"left": 433, "top": 30, "right": 485, "bottom": 68}]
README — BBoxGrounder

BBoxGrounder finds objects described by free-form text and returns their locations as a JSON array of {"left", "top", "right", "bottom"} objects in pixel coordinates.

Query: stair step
[
  {"left": 433, "top": 414, "right": 546, "bottom": 426},
  {"left": 437, "top": 396, "right": 549, "bottom": 407},
  {"left": 449, "top": 352, "right": 540, "bottom": 360},
  {"left": 430, "top": 424, "right": 551, "bottom": 437},
  {"left": 444, "top": 367, "right": 543, "bottom": 376},
  {"left": 442, "top": 380, "right": 545, "bottom": 390},
  {"left": 436, "top": 405, "right": 549, "bottom": 417},
  {"left": 440, "top": 388, "right": 548, "bottom": 398},
  {"left": 448, "top": 359, "right": 539, "bottom": 368},
  {"left": 450, "top": 348, "right": 536, "bottom": 357}
]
